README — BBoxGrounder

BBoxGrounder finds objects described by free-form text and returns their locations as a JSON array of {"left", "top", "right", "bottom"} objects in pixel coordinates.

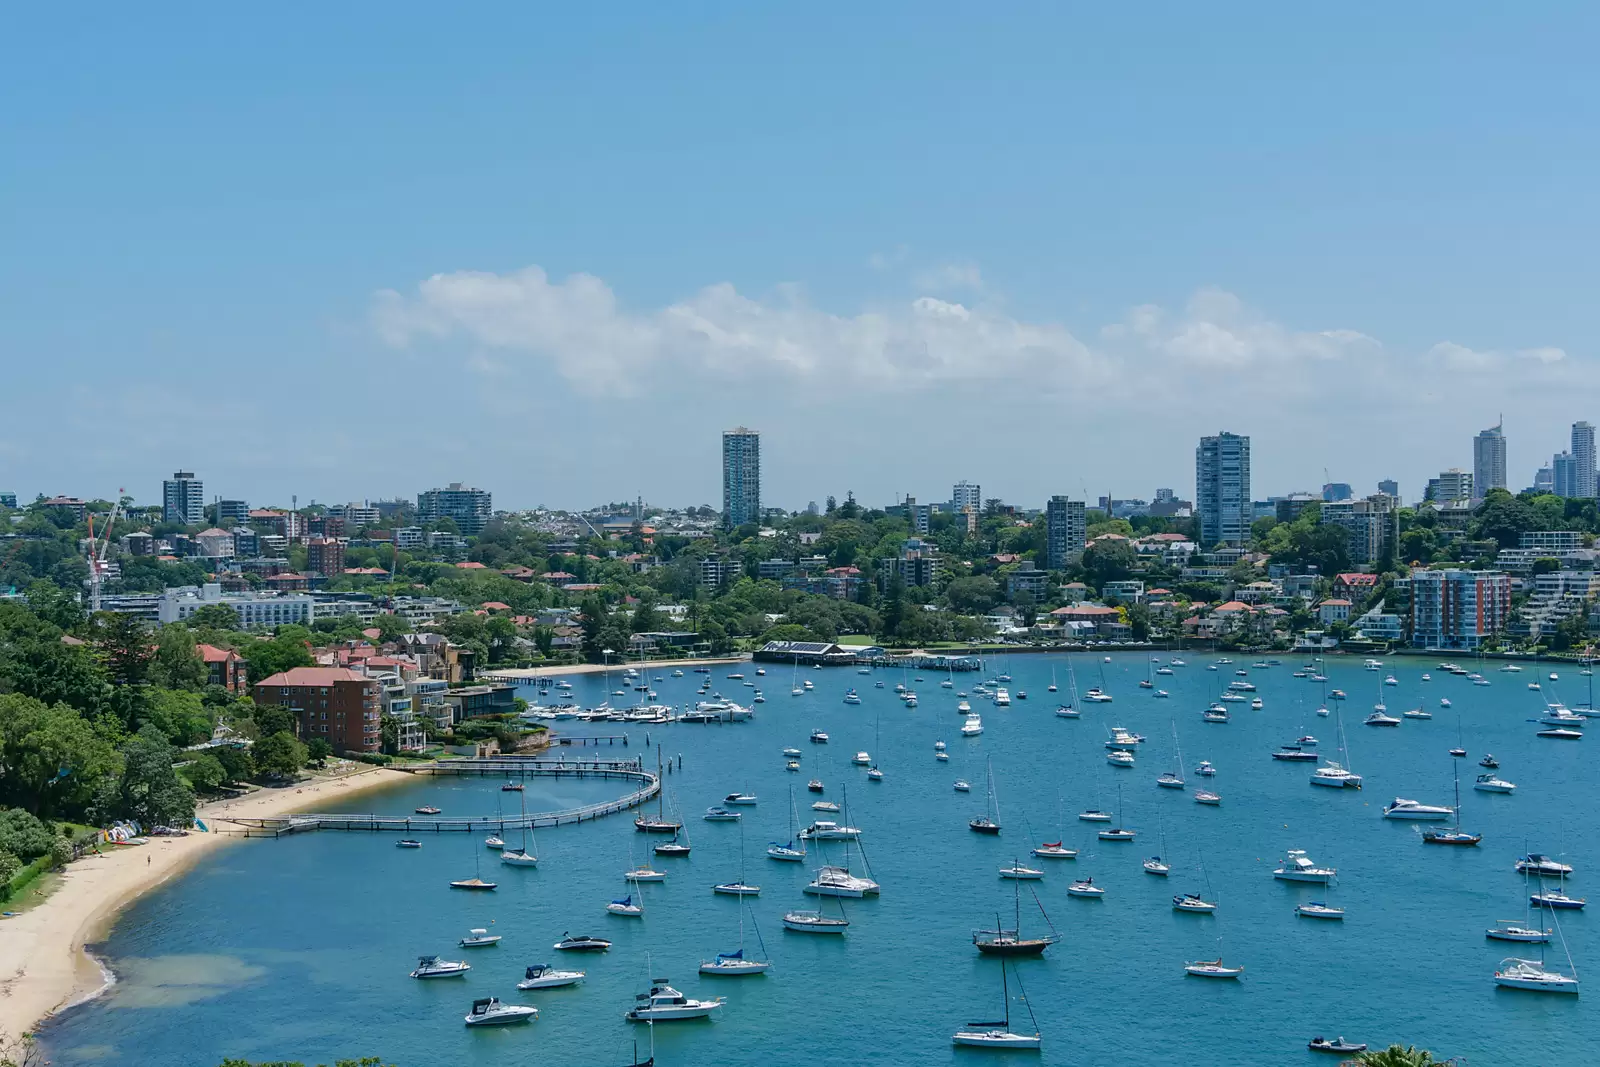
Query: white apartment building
[{"left": 157, "top": 584, "right": 314, "bottom": 627}]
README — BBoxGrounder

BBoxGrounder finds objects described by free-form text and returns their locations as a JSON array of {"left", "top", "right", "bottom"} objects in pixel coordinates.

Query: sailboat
[
  {"left": 1488, "top": 866, "right": 1553, "bottom": 943},
  {"left": 1097, "top": 784, "right": 1135, "bottom": 842},
  {"left": 1048, "top": 665, "right": 1058, "bottom": 694},
  {"left": 970, "top": 758, "right": 1001, "bottom": 834},
  {"left": 1495, "top": 903, "right": 1579, "bottom": 993},
  {"left": 1172, "top": 848, "right": 1218, "bottom": 913},
  {"left": 1143, "top": 812, "right": 1170, "bottom": 875},
  {"left": 1421, "top": 764, "right": 1481, "bottom": 845},
  {"left": 449, "top": 842, "right": 498, "bottom": 890},
  {"left": 713, "top": 821, "right": 761, "bottom": 896},
  {"left": 635, "top": 748, "right": 682, "bottom": 834},
  {"left": 1032, "top": 795, "right": 1077, "bottom": 859},
  {"left": 1449, "top": 716, "right": 1467, "bottom": 759},
  {"left": 501, "top": 786, "right": 538, "bottom": 866},
  {"left": 767, "top": 785, "right": 808, "bottom": 862},
  {"left": 700, "top": 900, "right": 772, "bottom": 975},
  {"left": 974, "top": 878, "right": 1060, "bottom": 956},
  {"left": 1157, "top": 722, "right": 1186, "bottom": 789},
  {"left": 951, "top": 961, "right": 1042, "bottom": 1048},
  {"left": 1185, "top": 936, "right": 1243, "bottom": 978},
  {"left": 1140, "top": 654, "right": 1155, "bottom": 690},
  {"left": 867, "top": 717, "right": 884, "bottom": 781},
  {"left": 654, "top": 799, "right": 692, "bottom": 857},
  {"left": 1310, "top": 709, "right": 1363, "bottom": 789}
]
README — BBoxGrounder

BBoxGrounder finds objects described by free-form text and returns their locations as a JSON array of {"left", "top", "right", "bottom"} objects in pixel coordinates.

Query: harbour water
[{"left": 42, "top": 654, "right": 1600, "bottom": 1065}]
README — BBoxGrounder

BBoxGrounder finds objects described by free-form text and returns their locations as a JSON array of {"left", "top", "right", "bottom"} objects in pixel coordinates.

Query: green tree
[
  {"left": 0, "top": 808, "right": 54, "bottom": 860},
  {"left": 252, "top": 704, "right": 296, "bottom": 739},
  {"left": 0, "top": 694, "right": 122, "bottom": 820},
  {"left": 306, "top": 737, "right": 333, "bottom": 766},
  {"left": 94, "top": 725, "right": 196, "bottom": 828},
  {"left": 1354, "top": 1046, "right": 1439, "bottom": 1067},
  {"left": 180, "top": 753, "right": 227, "bottom": 793},
  {"left": 1082, "top": 539, "right": 1137, "bottom": 589},
  {"left": 533, "top": 626, "right": 555, "bottom": 656},
  {"left": 1470, "top": 488, "right": 1536, "bottom": 549},
  {"left": 245, "top": 634, "right": 314, "bottom": 685},
  {"left": 92, "top": 611, "right": 154, "bottom": 686},
  {"left": 23, "top": 579, "right": 85, "bottom": 631},
  {"left": 0, "top": 849, "right": 21, "bottom": 890},
  {"left": 944, "top": 575, "right": 1001, "bottom": 614},
  {"left": 254, "top": 731, "right": 308, "bottom": 778},
  {"left": 148, "top": 625, "right": 207, "bottom": 690},
  {"left": 189, "top": 603, "right": 242, "bottom": 631},
  {"left": 370, "top": 613, "right": 410, "bottom": 641},
  {"left": 0, "top": 602, "right": 111, "bottom": 714},
  {"left": 213, "top": 745, "right": 256, "bottom": 784},
  {"left": 143, "top": 688, "right": 215, "bottom": 747}
]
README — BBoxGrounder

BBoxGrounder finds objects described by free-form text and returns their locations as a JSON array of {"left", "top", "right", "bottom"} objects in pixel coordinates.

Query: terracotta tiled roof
[{"left": 255, "top": 667, "right": 371, "bottom": 686}]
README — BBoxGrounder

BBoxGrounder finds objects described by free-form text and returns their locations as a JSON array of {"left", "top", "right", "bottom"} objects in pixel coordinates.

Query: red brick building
[
  {"left": 197, "top": 644, "right": 248, "bottom": 694},
  {"left": 252, "top": 667, "right": 381, "bottom": 753},
  {"left": 306, "top": 537, "right": 345, "bottom": 578}
]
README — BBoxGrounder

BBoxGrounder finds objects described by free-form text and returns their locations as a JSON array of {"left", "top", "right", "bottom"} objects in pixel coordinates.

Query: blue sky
[{"left": 4, "top": 4, "right": 1598, "bottom": 510}]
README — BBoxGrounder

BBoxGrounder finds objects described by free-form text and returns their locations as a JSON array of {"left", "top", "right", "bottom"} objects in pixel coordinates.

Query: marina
[{"left": 40, "top": 653, "right": 1598, "bottom": 1066}]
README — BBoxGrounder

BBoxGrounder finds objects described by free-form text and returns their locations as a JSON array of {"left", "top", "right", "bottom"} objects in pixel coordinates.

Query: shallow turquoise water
[{"left": 41, "top": 654, "right": 1600, "bottom": 1065}]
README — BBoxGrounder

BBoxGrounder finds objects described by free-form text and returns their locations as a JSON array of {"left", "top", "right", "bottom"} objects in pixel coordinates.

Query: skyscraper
[
  {"left": 1044, "top": 496, "right": 1086, "bottom": 570},
  {"left": 163, "top": 470, "right": 205, "bottom": 526},
  {"left": 1573, "top": 421, "right": 1597, "bottom": 499},
  {"left": 417, "top": 483, "right": 493, "bottom": 534},
  {"left": 722, "top": 427, "right": 761, "bottom": 528},
  {"left": 1472, "top": 421, "right": 1506, "bottom": 500},
  {"left": 1195, "top": 432, "right": 1251, "bottom": 547},
  {"left": 1553, "top": 451, "right": 1579, "bottom": 498},
  {"left": 952, "top": 481, "right": 982, "bottom": 512},
  {"left": 1377, "top": 479, "right": 1399, "bottom": 502}
]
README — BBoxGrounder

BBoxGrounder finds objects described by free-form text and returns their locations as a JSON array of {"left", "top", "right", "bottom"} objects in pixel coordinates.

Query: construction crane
[{"left": 85, "top": 491, "right": 124, "bottom": 613}]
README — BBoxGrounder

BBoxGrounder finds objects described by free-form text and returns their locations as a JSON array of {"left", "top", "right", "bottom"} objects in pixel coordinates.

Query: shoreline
[
  {"left": 484, "top": 655, "right": 746, "bottom": 680},
  {"left": 3, "top": 764, "right": 413, "bottom": 1042}
]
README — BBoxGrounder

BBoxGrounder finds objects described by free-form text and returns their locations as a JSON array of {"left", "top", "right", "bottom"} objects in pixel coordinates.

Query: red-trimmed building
[
  {"left": 197, "top": 644, "right": 248, "bottom": 694},
  {"left": 253, "top": 667, "right": 381, "bottom": 753}
]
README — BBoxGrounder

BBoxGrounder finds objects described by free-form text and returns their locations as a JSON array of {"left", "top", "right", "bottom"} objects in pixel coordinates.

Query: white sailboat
[
  {"left": 500, "top": 786, "right": 538, "bottom": 867},
  {"left": 951, "top": 960, "right": 1042, "bottom": 1049},
  {"left": 700, "top": 901, "right": 772, "bottom": 976},
  {"left": 767, "top": 785, "right": 808, "bottom": 862},
  {"left": 1156, "top": 722, "right": 1186, "bottom": 789}
]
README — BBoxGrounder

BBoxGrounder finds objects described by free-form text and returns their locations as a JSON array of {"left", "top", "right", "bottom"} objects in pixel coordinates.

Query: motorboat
[
  {"left": 1202, "top": 706, "right": 1230, "bottom": 723},
  {"left": 518, "top": 964, "right": 585, "bottom": 989},
  {"left": 809, "top": 730, "right": 829, "bottom": 744},
  {"left": 782, "top": 909, "right": 849, "bottom": 933},
  {"left": 1083, "top": 687, "right": 1113, "bottom": 703},
  {"left": 958, "top": 699, "right": 972, "bottom": 713},
  {"left": 852, "top": 752, "right": 871, "bottom": 766},
  {"left": 954, "top": 780, "right": 971, "bottom": 792},
  {"left": 1494, "top": 957, "right": 1580, "bottom": 993},
  {"left": 1518, "top": 855, "right": 1574, "bottom": 877},
  {"left": 1194, "top": 761, "right": 1217, "bottom": 776},
  {"left": 1364, "top": 711, "right": 1401, "bottom": 727},
  {"left": 811, "top": 801, "right": 840, "bottom": 812},
  {"left": 1403, "top": 708, "right": 1433, "bottom": 720},
  {"left": 415, "top": 806, "right": 442, "bottom": 815},
  {"left": 607, "top": 895, "right": 644, "bottom": 917},
  {"left": 1480, "top": 754, "right": 1498, "bottom": 768},
  {"left": 1329, "top": 690, "right": 1347, "bottom": 701},
  {"left": 994, "top": 688, "right": 1012, "bottom": 706},
  {"left": 396, "top": 839, "right": 422, "bottom": 849},
  {"left": 1143, "top": 856, "right": 1171, "bottom": 876},
  {"left": 1194, "top": 791, "right": 1222, "bottom": 805},
  {"left": 1031, "top": 841, "right": 1077, "bottom": 859},
  {"left": 1308, "top": 1037, "right": 1366, "bottom": 1054},
  {"left": 1487, "top": 923, "right": 1552, "bottom": 943},
  {"left": 1274, "top": 850, "right": 1335, "bottom": 883},
  {"left": 1078, "top": 810, "right": 1112, "bottom": 822},
  {"left": 934, "top": 740, "right": 947, "bottom": 751},
  {"left": 1097, "top": 828, "right": 1136, "bottom": 842},
  {"left": 460, "top": 927, "right": 501, "bottom": 948},
  {"left": 723, "top": 792, "right": 758, "bottom": 806},
  {"left": 410, "top": 955, "right": 470, "bottom": 978},
  {"left": 1067, "top": 878, "right": 1106, "bottom": 898},
  {"left": 1383, "top": 798, "right": 1453, "bottom": 820},
  {"left": 553, "top": 933, "right": 611, "bottom": 952},
  {"left": 961, "top": 714, "right": 984, "bottom": 736},
  {"left": 1474, "top": 774, "right": 1516, "bottom": 794},
  {"left": 1530, "top": 889, "right": 1586, "bottom": 910},
  {"left": 1220, "top": 692, "right": 1246, "bottom": 703},
  {"left": 703, "top": 807, "right": 741, "bottom": 822},
  {"left": 483, "top": 835, "right": 505, "bottom": 850},
  {"left": 501, "top": 781, "right": 524, "bottom": 792},
  {"left": 786, "top": 760, "right": 801, "bottom": 772},
  {"left": 463, "top": 997, "right": 538, "bottom": 1026},
  {"left": 1384, "top": 675, "right": 1398, "bottom": 687},
  {"left": 1296, "top": 902, "right": 1345, "bottom": 920},
  {"left": 843, "top": 690, "right": 862, "bottom": 705},
  {"left": 625, "top": 866, "right": 666, "bottom": 883},
  {"left": 799, "top": 820, "right": 861, "bottom": 840},
  {"left": 1310, "top": 763, "right": 1363, "bottom": 789},
  {"left": 808, "top": 779, "right": 824, "bottom": 793},
  {"left": 1106, "top": 750, "right": 1135, "bottom": 768},
  {"left": 1272, "top": 747, "right": 1319, "bottom": 762},
  {"left": 1250, "top": 698, "right": 1264, "bottom": 710},
  {"left": 1440, "top": 698, "right": 1452, "bottom": 708},
  {"left": 1172, "top": 893, "right": 1217, "bottom": 913},
  {"left": 712, "top": 881, "right": 762, "bottom": 896},
  {"left": 783, "top": 747, "right": 802, "bottom": 758},
  {"left": 1536, "top": 727, "right": 1583, "bottom": 739},
  {"left": 999, "top": 863, "right": 1044, "bottom": 880},
  {"left": 625, "top": 980, "right": 725, "bottom": 1021},
  {"left": 1541, "top": 708, "right": 1585, "bottom": 727},
  {"left": 1184, "top": 959, "right": 1243, "bottom": 978}
]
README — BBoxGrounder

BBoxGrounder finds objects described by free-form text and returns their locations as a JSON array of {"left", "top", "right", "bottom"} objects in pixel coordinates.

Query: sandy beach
[
  {"left": 0, "top": 765, "right": 412, "bottom": 1042},
  {"left": 483, "top": 655, "right": 746, "bottom": 680}
]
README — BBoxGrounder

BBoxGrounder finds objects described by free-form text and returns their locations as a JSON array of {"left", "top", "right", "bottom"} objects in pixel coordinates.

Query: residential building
[
  {"left": 1554, "top": 452, "right": 1580, "bottom": 498},
  {"left": 41, "top": 496, "right": 88, "bottom": 521},
  {"left": 230, "top": 527, "right": 259, "bottom": 557},
  {"left": 1332, "top": 572, "right": 1380, "bottom": 604},
  {"left": 441, "top": 684, "right": 518, "bottom": 724},
  {"left": 372, "top": 672, "right": 424, "bottom": 752},
  {"left": 721, "top": 427, "right": 761, "bottom": 528},
  {"left": 756, "top": 559, "right": 795, "bottom": 580},
  {"left": 390, "top": 595, "right": 464, "bottom": 627},
  {"left": 163, "top": 470, "right": 205, "bottom": 526},
  {"left": 1352, "top": 604, "right": 1405, "bottom": 642},
  {"left": 417, "top": 483, "right": 493, "bottom": 534},
  {"left": 1148, "top": 487, "right": 1192, "bottom": 519},
  {"left": 1574, "top": 421, "right": 1597, "bottom": 499},
  {"left": 1320, "top": 494, "right": 1398, "bottom": 566},
  {"left": 1317, "top": 598, "right": 1352, "bottom": 624},
  {"left": 699, "top": 557, "right": 741, "bottom": 590},
  {"left": 194, "top": 528, "right": 235, "bottom": 558},
  {"left": 1521, "top": 530, "right": 1584, "bottom": 553},
  {"left": 216, "top": 499, "right": 250, "bottom": 526},
  {"left": 1424, "top": 468, "right": 1473, "bottom": 504},
  {"left": 1005, "top": 561, "right": 1050, "bottom": 603},
  {"left": 329, "top": 502, "right": 381, "bottom": 528},
  {"left": 0, "top": 493, "right": 14, "bottom": 509},
  {"left": 952, "top": 481, "right": 982, "bottom": 512},
  {"left": 252, "top": 667, "right": 381, "bottom": 753},
  {"left": 197, "top": 644, "right": 248, "bottom": 694},
  {"left": 1044, "top": 496, "right": 1087, "bottom": 570},
  {"left": 879, "top": 538, "right": 940, "bottom": 588},
  {"left": 394, "top": 526, "right": 425, "bottom": 550},
  {"left": 1102, "top": 579, "right": 1145, "bottom": 603},
  {"left": 1472, "top": 421, "right": 1507, "bottom": 500},
  {"left": 305, "top": 536, "right": 346, "bottom": 577},
  {"left": 1195, "top": 432, "right": 1251, "bottom": 546},
  {"left": 156, "top": 583, "right": 315, "bottom": 627},
  {"left": 1410, "top": 569, "right": 1513, "bottom": 651},
  {"left": 957, "top": 505, "right": 979, "bottom": 535},
  {"left": 1275, "top": 492, "right": 1320, "bottom": 523},
  {"left": 121, "top": 531, "right": 156, "bottom": 556}
]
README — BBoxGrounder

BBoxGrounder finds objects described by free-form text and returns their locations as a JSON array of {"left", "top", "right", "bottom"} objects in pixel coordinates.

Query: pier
[{"left": 213, "top": 757, "right": 657, "bottom": 838}]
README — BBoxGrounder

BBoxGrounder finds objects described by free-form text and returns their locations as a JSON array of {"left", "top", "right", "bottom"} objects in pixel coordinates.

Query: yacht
[
  {"left": 1156, "top": 771, "right": 1185, "bottom": 788},
  {"left": 808, "top": 779, "right": 824, "bottom": 793},
  {"left": 1487, "top": 924, "right": 1551, "bottom": 944},
  {"left": 396, "top": 839, "right": 422, "bottom": 849},
  {"left": 961, "top": 714, "right": 985, "bottom": 736},
  {"left": 1106, "top": 750, "right": 1135, "bottom": 768},
  {"left": 1097, "top": 828, "right": 1136, "bottom": 842},
  {"left": 998, "top": 863, "right": 1044, "bottom": 880},
  {"left": 1536, "top": 726, "right": 1584, "bottom": 739},
  {"left": 798, "top": 820, "right": 862, "bottom": 840},
  {"left": 1530, "top": 889, "right": 1586, "bottom": 910},
  {"left": 805, "top": 866, "right": 879, "bottom": 897},
  {"left": 703, "top": 807, "right": 741, "bottom": 822},
  {"left": 994, "top": 688, "right": 1012, "bottom": 706},
  {"left": 1143, "top": 856, "right": 1171, "bottom": 876},
  {"left": 1250, "top": 698, "right": 1264, "bottom": 709},
  {"left": 811, "top": 800, "right": 840, "bottom": 812},
  {"left": 809, "top": 730, "right": 829, "bottom": 744},
  {"left": 1184, "top": 959, "right": 1243, "bottom": 978},
  {"left": 712, "top": 881, "right": 762, "bottom": 896},
  {"left": 1083, "top": 687, "right": 1113, "bottom": 703},
  {"left": 1311, "top": 763, "right": 1363, "bottom": 788},
  {"left": 1078, "top": 809, "right": 1112, "bottom": 822},
  {"left": 934, "top": 740, "right": 947, "bottom": 751},
  {"left": 1067, "top": 878, "right": 1106, "bottom": 898},
  {"left": 460, "top": 927, "right": 502, "bottom": 948},
  {"left": 954, "top": 780, "right": 971, "bottom": 792},
  {"left": 1194, "top": 790, "right": 1222, "bottom": 805},
  {"left": 1055, "top": 705, "right": 1081, "bottom": 718},
  {"left": 415, "top": 806, "right": 442, "bottom": 815},
  {"left": 1364, "top": 711, "right": 1401, "bottom": 727},
  {"left": 767, "top": 841, "right": 807, "bottom": 862},
  {"left": 1382, "top": 797, "right": 1454, "bottom": 820},
  {"left": 1517, "top": 854, "right": 1574, "bottom": 877},
  {"left": 783, "top": 747, "right": 803, "bottom": 758},
  {"left": 699, "top": 949, "right": 771, "bottom": 976},
  {"left": 958, "top": 699, "right": 972, "bottom": 713},
  {"left": 843, "top": 689, "right": 862, "bottom": 705},
  {"left": 1273, "top": 849, "right": 1336, "bottom": 883},
  {"left": 607, "top": 895, "right": 644, "bottom": 917},
  {"left": 625, "top": 980, "right": 726, "bottom": 1021},
  {"left": 410, "top": 955, "right": 471, "bottom": 979},
  {"left": 553, "top": 933, "right": 611, "bottom": 952},
  {"left": 1271, "top": 746, "right": 1319, "bottom": 762},
  {"left": 1031, "top": 841, "right": 1077, "bottom": 859},
  {"left": 951, "top": 963, "right": 1042, "bottom": 1049},
  {"left": 463, "top": 997, "right": 538, "bottom": 1026},
  {"left": 1403, "top": 708, "right": 1433, "bottom": 720},
  {"left": 782, "top": 909, "right": 849, "bottom": 933},
  {"left": 723, "top": 792, "right": 758, "bottom": 806},
  {"left": 852, "top": 752, "right": 871, "bottom": 766},
  {"left": 1474, "top": 774, "right": 1516, "bottom": 794},
  {"left": 1194, "top": 761, "right": 1217, "bottom": 776},
  {"left": 517, "top": 964, "right": 585, "bottom": 989},
  {"left": 625, "top": 866, "right": 667, "bottom": 882},
  {"left": 1202, "top": 705, "right": 1230, "bottom": 723},
  {"left": 1296, "top": 902, "right": 1345, "bottom": 920},
  {"left": 1172, "top": 893, "right": 1217, "bottom": 913},
  {"left": 1494, "top": 958, "right": 1579, "bottom": 993}
]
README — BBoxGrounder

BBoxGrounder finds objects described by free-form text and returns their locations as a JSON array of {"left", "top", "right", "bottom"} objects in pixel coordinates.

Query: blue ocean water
[{"left": 40, "top": 654, "right": 1600, "bottom": 1065}]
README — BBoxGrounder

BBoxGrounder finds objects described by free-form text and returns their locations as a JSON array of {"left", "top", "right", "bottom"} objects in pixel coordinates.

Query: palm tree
[{"left": 1352, "top": 1045, "right": 1439, "bottom": 1067}]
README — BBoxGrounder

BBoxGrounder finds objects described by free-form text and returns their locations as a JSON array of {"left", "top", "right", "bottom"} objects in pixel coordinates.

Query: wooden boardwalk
[{"left": 214, "top": 757, "right": 657, "bottom": 837}]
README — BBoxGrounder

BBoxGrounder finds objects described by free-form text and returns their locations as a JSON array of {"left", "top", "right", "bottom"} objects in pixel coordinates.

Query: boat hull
[
  {"left": 782, "top": 915, "right": 849, "bottom": 934},
  {"left": 1495, "top": 975, "right": 1579, "bottom": 993},
  {"left": 699, "top": 960, "right": 771, "bottom": 975},
  {"left": 952, "top": 1030, "right": 1042, "bottom": 1048}
]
